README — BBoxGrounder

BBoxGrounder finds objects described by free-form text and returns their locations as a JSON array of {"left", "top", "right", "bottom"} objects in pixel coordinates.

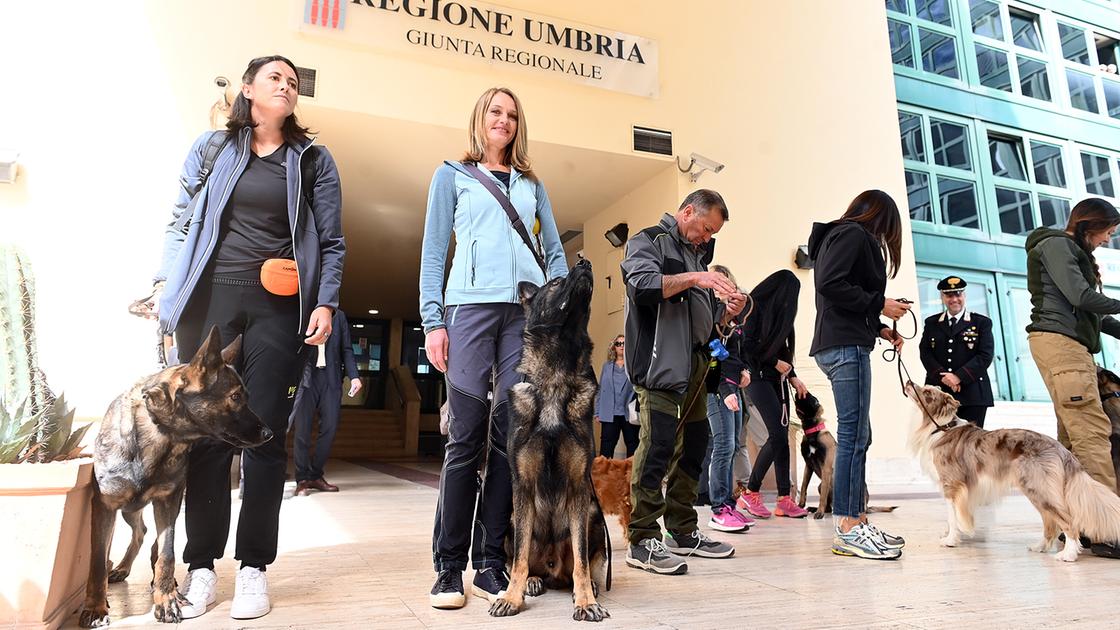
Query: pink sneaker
[
  {"left": 708, "top": 504, "right": 750, "bottom": 532},
  {"left": 738, "top": 491, "right": 772, "bottom": 519},
  {"left": 774, "top": 495, "right": 809, "bottom": 518}
]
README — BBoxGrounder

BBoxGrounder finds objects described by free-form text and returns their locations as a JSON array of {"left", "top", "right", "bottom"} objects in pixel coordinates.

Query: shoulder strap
[
  {"left": 460, "top": 162, "right": 547, "bottom": 275},
  {"left": 173, "top": 131, "right": 231, "bottom": 234}
]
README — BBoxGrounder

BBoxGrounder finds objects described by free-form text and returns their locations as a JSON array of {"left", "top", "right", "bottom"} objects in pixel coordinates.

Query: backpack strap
[
  {"left": 173, "top": 131, "right": 231, "bottom": 234},
  {"left": 460, "top": 162, "right": 548, "bottom": 275}
]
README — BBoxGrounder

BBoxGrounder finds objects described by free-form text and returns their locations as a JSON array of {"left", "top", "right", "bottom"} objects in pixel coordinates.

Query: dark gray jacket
[
  {"left": 156, "top": 127, "right": 345, "bottom": 335},
  {"left": 622, "top": 213, "right": 722, "bottom": 394},
  {"left": 299, "top": 309, "right": 360, "bottom": 391}
]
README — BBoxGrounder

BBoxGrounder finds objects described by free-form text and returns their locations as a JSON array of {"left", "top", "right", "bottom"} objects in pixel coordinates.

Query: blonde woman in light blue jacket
[{"left": 420, "top": 87, "right": 566, "bottom": 610}]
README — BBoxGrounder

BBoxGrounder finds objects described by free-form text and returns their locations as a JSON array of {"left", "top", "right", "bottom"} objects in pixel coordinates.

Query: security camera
[
  {"left": 676, "top": 152, "right": 725, "bottom": 182},
  {"left": 215, "top": 76, "right": 230, "bottom": 88}
]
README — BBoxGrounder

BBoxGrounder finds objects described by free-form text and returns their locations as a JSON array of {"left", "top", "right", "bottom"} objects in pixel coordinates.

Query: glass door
[{"left": 999, "top": 276, "right": 1049, "bottom": 401}]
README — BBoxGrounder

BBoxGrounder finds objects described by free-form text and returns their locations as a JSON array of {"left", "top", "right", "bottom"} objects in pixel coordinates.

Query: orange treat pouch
[{"left": 260, "top": 258, "right": 299, "bottom": 296}]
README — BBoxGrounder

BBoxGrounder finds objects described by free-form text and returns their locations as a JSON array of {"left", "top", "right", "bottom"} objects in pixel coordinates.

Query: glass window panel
[
  {"left": 996, "top": 187, "right": 1035, "bottom": 234},
  {"left": 1031, "top": 141, "right": 1066, "bottom": 188},
  {"left": 1010, "top": 10, "right": 1043, "bottom": 51},
  {"left": 920, "top": 29, "right": 959, "bottom": 78},
  {"left": 899, "top": 112, "right": 925, "bottom": 161},
  {"left": 1098, "top": 36, "right": 1118, "bottom": 67},
  {"left": 1039, "top": 195, "right": 1071, "bottom": 228},
  {"left": 1059, "top": 23, "right": 1091, "bottom": 65},
  {"left": 930, "top": 119, "right": 971, "bottom": 170},
  {"left": 989, "top": 136, "right": 1026, "bottom": 180},
  {"left": 1082, "top": 152, "right": 1115, "bottom": 197},
  {"left": 888, "top": 19, "right": 914, "bottom": 68},
  {"left": 975, "top": 45, "right": 1012, "bottom": 91},
  {"left": 1104, "top": 79, "right": 1120, "bottom": 119},
  {"left": 886, "top": 0, "right": 908, "bottom": 13},
  {"left": 1008, "top": 286, "right": 1049, "bottom": 400},
  {"left": 969, "top": 0, "right": 1003, "bottom": 40},
  {"left": 938, "top": 177, "right": 980, "bottom": 229},
  {"left": 915, "top": 0, "right": 951, "bottom": 26},
  {"left": 1067, "top": 69, "right": 1099, "bottom": 113},
  {"left": 905, "top": 170, "right": 932, "bottom": 221},
  {"left": 1018, "top": 57, "right": 1051, "bottom": 101}
]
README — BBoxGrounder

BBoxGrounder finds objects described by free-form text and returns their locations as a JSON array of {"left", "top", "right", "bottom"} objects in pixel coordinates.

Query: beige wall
[{"left": 1, "top": 1, "right": 923, "bottom": 464}]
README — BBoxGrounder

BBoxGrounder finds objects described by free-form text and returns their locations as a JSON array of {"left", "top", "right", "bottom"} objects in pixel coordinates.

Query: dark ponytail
[
  {"left": 1066, "top": 198, "right": 1120, "bottom": 288},
  {"left": 839, "top": 190, "right": 903, "bottom": 279},
  {"left": 226, "top": 55, "right": 312, "bottom": 146}
]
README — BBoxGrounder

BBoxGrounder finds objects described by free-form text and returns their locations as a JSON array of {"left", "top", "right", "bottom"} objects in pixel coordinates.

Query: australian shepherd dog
[{"left": 906, "top": 383, "right": 1120, "bottom": 562}]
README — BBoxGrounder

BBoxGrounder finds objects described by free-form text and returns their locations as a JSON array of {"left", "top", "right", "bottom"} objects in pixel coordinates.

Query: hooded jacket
[
  {"left": 156, "top": 127, "right": 345, "bottom": 336},
  {"left": 807, "top": 221, "right": 888, "bottom": 355},
  {"left": 622, "top": 213, "right": 723, "bottom": 394},
  {"left": 1025, "top": 227, "right": 1120, "bottom": 353}
]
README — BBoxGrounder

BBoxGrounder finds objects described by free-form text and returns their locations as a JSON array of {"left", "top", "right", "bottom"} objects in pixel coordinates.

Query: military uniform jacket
[{"left": 918, "top": 310, "right": 994, "bottom": 407}]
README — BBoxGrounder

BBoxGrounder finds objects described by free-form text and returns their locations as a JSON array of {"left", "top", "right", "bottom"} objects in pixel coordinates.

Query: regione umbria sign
[{"left": 300, "top": 0, "right": 659, "bottom": 98}]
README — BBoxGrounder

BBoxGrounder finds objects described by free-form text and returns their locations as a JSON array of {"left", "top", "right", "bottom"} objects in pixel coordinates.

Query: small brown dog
[{"left": 591, "top": 455, "right": 632, "bottom": 536}]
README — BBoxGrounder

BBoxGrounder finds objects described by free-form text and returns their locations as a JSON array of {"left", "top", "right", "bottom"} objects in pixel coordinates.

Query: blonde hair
[
  {"left": 462, "top": 87, "right": 535, "bottom": 179},
  {"left": 607, "top": 334, "right": 625, "bottom": 363},
  {"left": 710, "top": 264, "right": 738, "bottom": 289}
]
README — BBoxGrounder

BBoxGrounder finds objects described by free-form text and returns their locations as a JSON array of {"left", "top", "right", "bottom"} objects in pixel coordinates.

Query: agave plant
[
  {"left": 0, "top": 396, "right": 42, "bottom": 464},
  {"left": 0, "top": 393, "right": 89, "bottom": 464}
]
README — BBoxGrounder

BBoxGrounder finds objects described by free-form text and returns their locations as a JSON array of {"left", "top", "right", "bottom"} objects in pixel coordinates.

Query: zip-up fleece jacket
[
  {"left": 1025, "top": 227, "right": 1120, "bottom": 353},
  {"left": 622, "top": 213, "right": 723, "bottom": 394},
  {"left": 156, "top": 128, "right": 345, "bottom": 336},
  {"left": 419, "top": 161, "right": 567, "bottom": 334},
  {"left": 807, "top": 220, "right": 889, "bottom": 355}
]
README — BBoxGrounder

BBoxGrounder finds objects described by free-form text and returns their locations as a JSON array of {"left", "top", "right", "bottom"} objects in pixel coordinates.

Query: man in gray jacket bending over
[{"left": 621, "top": 189, "right": 746, "bottom": 575}]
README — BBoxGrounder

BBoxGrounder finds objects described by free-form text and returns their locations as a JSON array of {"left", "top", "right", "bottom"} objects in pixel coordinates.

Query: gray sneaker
[
  {"left": 626, "top": 538, "right": 688, "bottom": 575},
  {"left": 664, "top": 530, "right": 735, "bottom": 558},
  {"left": 865, "top": 522, "right": 905, "bottom": 549},
  {"left": 832, "top": 523, "right": 902, "bottom": 560}
]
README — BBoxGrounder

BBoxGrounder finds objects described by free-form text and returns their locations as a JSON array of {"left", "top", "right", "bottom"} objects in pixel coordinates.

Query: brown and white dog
[
  {"left": 906, "top": 382, "right": 1120, "bottom": 561},
  {"left": 591, "top": 455, "right": 632, "bottom": 535}
]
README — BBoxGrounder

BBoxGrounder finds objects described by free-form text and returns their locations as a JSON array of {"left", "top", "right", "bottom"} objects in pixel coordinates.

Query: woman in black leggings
[{"left": 737, "top": 270, "right": 810, "bottom": 519}]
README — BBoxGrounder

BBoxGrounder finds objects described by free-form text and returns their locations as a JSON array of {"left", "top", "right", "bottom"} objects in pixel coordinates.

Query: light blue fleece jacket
[{"left": 419, "top": 161, "right": 568, "bottom": 333}]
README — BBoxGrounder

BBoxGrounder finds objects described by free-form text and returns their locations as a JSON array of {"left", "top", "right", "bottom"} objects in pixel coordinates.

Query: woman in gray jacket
[{"left": 595, "top": 334, "right": 638, "bottom": 458}]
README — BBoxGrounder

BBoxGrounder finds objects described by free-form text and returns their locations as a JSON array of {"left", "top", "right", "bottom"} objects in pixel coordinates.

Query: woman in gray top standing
[{"left": 595, "top": 334, "right": 638, "bottom": 458}]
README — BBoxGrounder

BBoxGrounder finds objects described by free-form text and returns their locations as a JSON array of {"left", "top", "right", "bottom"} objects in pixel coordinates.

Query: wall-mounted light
[
  {"left": 368, "top": 309, "right": 379, "bottom": 315},
  {"left": 0, "top": 151, "right": 20, "bottom": 184},
  {"left": 676, "top": 152, "right": 724, "bottom": 182},
  {"left": 794, "top": 245, "right": 814, "bottom": 269},
  {"left": 604, "top": 222, "right": 629, "bottom": 248}
]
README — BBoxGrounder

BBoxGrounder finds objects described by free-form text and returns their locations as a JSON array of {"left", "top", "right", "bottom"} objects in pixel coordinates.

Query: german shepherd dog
[
  {"left": 1094, "top": 367, "right": 1120, "bottom": 485},
  {"left": 906, "top": 383, "right": 1120, "bottom": 561},
  {"left": 794, "top": 393, "right": 896, "bottom": 519},
  {"left": 489, "top": 259, "right": 609, "bottom": 622},
  {"left": 79, "top": 328, "right": 273, "bottom": 627}
]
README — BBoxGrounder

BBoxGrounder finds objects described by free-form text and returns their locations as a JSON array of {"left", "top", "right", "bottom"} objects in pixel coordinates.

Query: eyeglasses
[{"left": 613, "top": 341, "right": 625, "bottom": 347}]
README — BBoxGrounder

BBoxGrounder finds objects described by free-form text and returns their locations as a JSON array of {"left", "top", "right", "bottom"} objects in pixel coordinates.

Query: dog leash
[
  {"left": 586, "top": 471, "right": 612, "bottom": 591},
  {"left": 880, "top": 298, "right": 953, "bottom": 434}
]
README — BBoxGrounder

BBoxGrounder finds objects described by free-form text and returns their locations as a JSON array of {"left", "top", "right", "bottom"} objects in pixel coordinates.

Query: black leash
[
  {"left": 880, "top": 298, "right": 954, "bottom": 434},
  {"left": 587, "top": 472, "right": 612, "bottom": 591}
]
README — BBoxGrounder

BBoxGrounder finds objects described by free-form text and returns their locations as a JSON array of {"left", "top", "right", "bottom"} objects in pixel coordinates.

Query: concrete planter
[{"left": 0, "top": 459, "right": 94, "bottom": 630}]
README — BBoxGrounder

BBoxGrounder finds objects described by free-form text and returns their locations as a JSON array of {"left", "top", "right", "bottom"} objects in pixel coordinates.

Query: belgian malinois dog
[
  {"left": 1095, "top": 367, "right": 1120, "bottom": 487},
  {"left": 489, "top": 259, "right": 609, "bottom": 622},
  {"left": 79, "top": 327, "right": 273, "bottom": 627}
]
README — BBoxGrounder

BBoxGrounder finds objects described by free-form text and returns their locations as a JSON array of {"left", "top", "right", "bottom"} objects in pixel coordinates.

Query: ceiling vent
[
  {"left": 633, "top": 125, "right": 672, "bottom": 156},
  {"left": 560, "top": 229, "right": 583, "bottom": 244},
  {"left": 296, "top": 66, "right": 318, "bottom": 98}
]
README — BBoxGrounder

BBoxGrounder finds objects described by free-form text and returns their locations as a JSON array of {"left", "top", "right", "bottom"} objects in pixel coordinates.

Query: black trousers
[
  {"left": 291, "top": 370, "right": 342, "bottom": 482},
  {"left": 175, "top": 278, "right": 302, "bottom": 570},
  {"left": 599, "top": 416, "right": 640, "bottom": 458},
  {"left": 957, "top": 405, "right": 989, "bottom": 429},
  {"left": 745, "top": 379, "right": 792, "bottom": 496}
]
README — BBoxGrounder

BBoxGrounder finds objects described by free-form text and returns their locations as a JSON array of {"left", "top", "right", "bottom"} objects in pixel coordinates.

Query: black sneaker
[
  {"left": 1091, "top": 542, "right": 1120, "bottom": 559},
  {"left": 471, "top": 567, "right": 509, "bottom": 603},
  {"left": 429, "top": 569, "right": 465, "bottom": 609}
]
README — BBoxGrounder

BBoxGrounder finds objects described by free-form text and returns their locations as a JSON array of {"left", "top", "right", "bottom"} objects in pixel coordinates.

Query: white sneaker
[
  {"left": 230, "top": 566, "right": 271, "bottom": 619},
  {"left": 178, "top": 568, "right": 217, "bottom": 619}
]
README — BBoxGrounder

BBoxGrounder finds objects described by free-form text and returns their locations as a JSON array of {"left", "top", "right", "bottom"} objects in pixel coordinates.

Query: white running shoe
[
  {"left": 178, "top": 568, "right": 217, "bottom": 619},
  {"left": 230, "top": 566, "right": 271, "bottom": 619}
]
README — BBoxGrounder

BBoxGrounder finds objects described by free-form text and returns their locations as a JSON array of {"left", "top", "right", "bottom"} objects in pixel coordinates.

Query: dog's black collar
[{"left": 1105, "top": 391, "right": 1120, "bottom": 400}]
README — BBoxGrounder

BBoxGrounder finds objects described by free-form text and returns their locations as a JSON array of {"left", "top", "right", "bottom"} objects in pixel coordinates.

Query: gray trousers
[
  {"left": 431, "top": 303, "right": 525, "bottom": 572},
  {"left": 733, "top": 403, "right": 770, "bottom": 486}
]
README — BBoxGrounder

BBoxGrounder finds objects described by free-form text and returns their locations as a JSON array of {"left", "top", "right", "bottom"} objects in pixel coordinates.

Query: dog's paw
[
  {"left": 939, "top": 535, "right": 960, "bottom": 547},
  {"left": 573, "top": 603, "right": 610, "bottom": 622},
  {"left": 812, "top": 510, "right": 825, "bottom": 520},
  {"left": 107, "top": 567, "right": 130, "bottom": 583},
  {"left": 78, "top": 608, "right": 111, "bottom": 628},
  {"left": 526, "top": 577, "right": 545, "bottom": 597},
  {"left": 152, "top": 591, "right": 183, "bottom": 624},
  {"left": 489, "top": 597, "right": 522, "bottom": 617},
  {"left": 1028, "top": 539, "right": 1053, "bottom": 553},
  {"left": 1056, "top": 548, "right": 1080, "bottom": 563}
]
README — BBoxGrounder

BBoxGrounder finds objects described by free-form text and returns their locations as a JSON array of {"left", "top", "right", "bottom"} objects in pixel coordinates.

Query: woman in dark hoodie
[
  {"left": 808, "top": 190, "right": 910, "bottom": 560},
  {"left": 737, "top": 270, "right": 811, "bottom": 520},
  {"left": 1026, "top": 198, "right": 1120, "bottom": 559}
]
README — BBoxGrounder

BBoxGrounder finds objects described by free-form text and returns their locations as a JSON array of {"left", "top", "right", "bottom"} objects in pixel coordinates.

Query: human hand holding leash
[
  {"left": 128, "top": 284, "right": 164, "bottom": 321},
  {"left": 882, "top": 298, "right": 912, "bottom": 321},
  {"left": 426, "top": 328, "right": 449, "bottom": 373},
  {"left": 304, "top": 306, "right": 333, "bottom": 345},
  {"left": 789, "top": 376, "right": 809, "bottom": 399},
  {"left": 880, "top": 327, "right": 904, "bottom": 351}
]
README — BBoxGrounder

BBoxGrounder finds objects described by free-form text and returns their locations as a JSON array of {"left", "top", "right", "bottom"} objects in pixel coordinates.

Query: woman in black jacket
[
  {"left": 737, "top": 270, "right": 811, "bottom": 520},
  {"left": 808, "top": 190, "right": 909, "bottom": 560}
]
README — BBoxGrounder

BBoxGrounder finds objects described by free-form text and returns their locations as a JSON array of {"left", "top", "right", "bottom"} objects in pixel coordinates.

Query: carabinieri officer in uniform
[{"left": 919, "top": 276, "right": 995, "bottom": 427}]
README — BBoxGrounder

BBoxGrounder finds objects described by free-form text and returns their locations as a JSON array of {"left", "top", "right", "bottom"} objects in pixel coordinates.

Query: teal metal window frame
[{"left": 889, "top": 0, "right": 966, "bottom": 86}]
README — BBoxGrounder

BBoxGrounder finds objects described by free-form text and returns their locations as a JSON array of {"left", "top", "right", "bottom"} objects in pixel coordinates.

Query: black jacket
[
  {"left": 919, "top": 311, "right": 994, "bottom": 407},
  {"left": 807, "top": 221, "right": 888, "bottom": 355},
  {"left": 298, "top": 309, "right": 360, "bottom": 392}
]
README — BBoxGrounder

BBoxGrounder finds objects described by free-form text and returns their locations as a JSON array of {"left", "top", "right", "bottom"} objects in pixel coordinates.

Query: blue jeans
[
  {"left": 706, "top": 393, "right": 742, "bottom": 508},
  {"left": 814, "top": 346, "right": 872, "bottom": 518}
]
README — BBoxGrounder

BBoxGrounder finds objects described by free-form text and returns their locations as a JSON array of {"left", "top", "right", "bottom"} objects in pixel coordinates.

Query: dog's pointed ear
[
  {"left": 518, "top": 281, "right": 539, "bottom": 304},
  {"left": 142, "top": 382, "right": 174, "bottom": 419},
  {"left": 221, "top": 334, "right": 243, "bottom": 365},
  {"left": 188, "top": 326, "right": 225, "bottom": 375}
]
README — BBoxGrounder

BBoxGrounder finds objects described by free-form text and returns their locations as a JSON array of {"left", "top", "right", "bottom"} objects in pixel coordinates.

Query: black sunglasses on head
[{"left": 614, "top": 341, "right": 625, "bottom": 346}]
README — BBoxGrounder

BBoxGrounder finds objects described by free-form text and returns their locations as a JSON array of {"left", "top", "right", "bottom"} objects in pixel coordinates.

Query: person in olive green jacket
[{"left": 1026, "top": 197, "right": 1120, "bottom": 559}]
